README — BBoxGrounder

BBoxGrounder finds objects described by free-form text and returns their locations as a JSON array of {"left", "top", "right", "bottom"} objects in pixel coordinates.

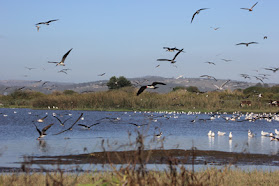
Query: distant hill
[{"left": 0, "top": 76, "right": 259, "bottom": 95}]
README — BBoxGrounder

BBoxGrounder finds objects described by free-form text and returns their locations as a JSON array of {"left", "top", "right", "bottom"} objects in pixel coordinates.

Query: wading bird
[
  {"left": 48, "top": 48, "right": 73, "bottom": 66},
  {"left": 157, "top": 48, "right": 184, "bottom": 64},
  {"left": 240, "top": 2, "right": 258, "bottom": 12},
  {"left": 137, "top": 82, "right": 166, "bottom": 96},
  {"left": 191, "top": 8, "right": 209, "bottom": 23},
  {"left": 53, "top": 113, "right": 83, "bottom": 135},
  {"left": 33, "top": 123, "right": 54, "bottom": 140},
  {"left": 236, "top": 42, "right": 258, "bottom": 47}
]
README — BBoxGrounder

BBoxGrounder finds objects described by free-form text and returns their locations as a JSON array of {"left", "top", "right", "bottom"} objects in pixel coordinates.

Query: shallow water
[{"left": 1, "top": 108, "right": 279, "bottom": 170}]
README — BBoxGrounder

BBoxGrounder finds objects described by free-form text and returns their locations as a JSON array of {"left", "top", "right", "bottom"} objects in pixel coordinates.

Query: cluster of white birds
[{"left": 208, "top": 130, "right": 231, "bottom": 139}]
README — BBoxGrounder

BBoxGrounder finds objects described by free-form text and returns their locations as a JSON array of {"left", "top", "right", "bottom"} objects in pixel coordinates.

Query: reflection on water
[{"left": 0, "top": 108, "right": 279, "bottom": 169}]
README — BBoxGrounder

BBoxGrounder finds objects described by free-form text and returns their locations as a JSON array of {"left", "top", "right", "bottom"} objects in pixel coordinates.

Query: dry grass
[{"left": 1, "top": 168, "right": 279, "bottom": 186}]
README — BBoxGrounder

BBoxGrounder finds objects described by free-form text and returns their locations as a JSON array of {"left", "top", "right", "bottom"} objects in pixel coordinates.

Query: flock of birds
[{"left": 16, "top": 1, "right": 276, "bottom": 96}]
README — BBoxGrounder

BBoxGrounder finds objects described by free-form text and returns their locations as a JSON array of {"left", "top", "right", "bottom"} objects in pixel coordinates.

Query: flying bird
[
  {"left": 157, "top": 48, "right": 184, "bottom": 64},
  {"left": 205, "top": 61, "right": 216, "bottom": 65},
  {"left": 163, "top": 47, "right": 180, "bottom": 52},
  {"left": 78, "top": 122, "right": 101, "bottom": 129},
  {"left": 200, "top": 75, "right": 217, "bottom": 81},
  {"left": 210, "top": 27, "right": 220, "bottom": 30},
  {"left": 137, "top": 82, "right": 166, "bottom": 96},
  {"left": 33, "top": 123, "right": 54, "bottom": 140},
  {"left": 264, "top": 67, "right": 279, "bottom": 73},
  {"left": 191, "top": 8, "right": 209, "bottom": 23},
  {"left": 48, "top": 48, "right": 73, "bottom": 66},
  {"left": 221, "top": 59, "right": 232, "bottom": 62},
  {"left": 37, "top": 115, "right": 48, "bottom": 123},
  {"left": 214, "top": 80, "right": 230, "bottom": 90},
  {"left": 240, "top": 74, "right": 251, "bottom": 79},
  {"left": 53, "top": 113, "right": 83, "bottom": 135},
  {"left": 236, "top": 42, "right": 258, "bottom": 47},
  {"left": 36, "top": 19, "right": 59, "bottom": 26},
  {"left": 263, "top": 36, "right": 268, "bottom": 39},
  {"left": 53, "top": 115, "right": 71, "bottom": 126},
  {"left": 240, "top": 2, "right": 258, "bottom": 11},
  {"left": 128, "top": 123, "right": 148, "bottom": 128},
  {"left": 98, "top": 73, "right": 106, "bottom": 76}
]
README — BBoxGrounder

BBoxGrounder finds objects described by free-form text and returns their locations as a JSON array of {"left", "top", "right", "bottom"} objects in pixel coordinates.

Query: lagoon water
[{"left": 1, "top": 108, "right": 279, "bottom": 170}]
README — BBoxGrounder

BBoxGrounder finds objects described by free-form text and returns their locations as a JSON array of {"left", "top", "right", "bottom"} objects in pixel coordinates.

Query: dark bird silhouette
[
  {"left": 236, "top": 42, "right": 258, "bottom": 47},
  {"left": 205, "top": 61, "right": 216, "bottom": 65},
  {"left": 263, "top": 36, "right": 268, "bottom": 39},
  {"left": 53, "top": 113, "right": 83, "bottom": 135},
  {"left": 48, "top": 48, "right": 73, "bottom": 66},
  {"left": 210, "top": 27, "right": 220, "bottom": 30},
  {"left": 25, "top": 67, "right": 36, "bottom": 70},
  {"left": 163, "top": 47, "right": 180, "bottom": 52},
  {"left": 157, "top": 48, "right": 184, "bottom": 64},
  {"left": 254, "top": 76, "right": 264, "bottom": 83},
  {"left": 53, "top": 116, "right": 71, "bottom": 126},
  {"left": 36, "top": 19, "right": 59, "bottom": 25},
  {"left": 33, "top": 123, "right": 54, "bottom": 140},
  {"left": 137, "top": 82, "right": 166, "bottom": 96},
  {"left": 128, "top": 123, "right": 148, "bottom": 128},
  {"left": 264, "top": 67, "right": 279, "bottom": 73},
  {"left": 191, "top": 8, "right": 209, "bottom": 23},
  {"left": 241, "top": 2, "right": 258, "bottom": 11},
  {"left": 98, "top": 73, "right": 106, "bottom": 76},
  {"left": 78, "top": 122, "right": 101, "bottom": 129},
  {"left": 240, "top": 74, "right": 251, "bottom": 79},
  {"left": 17, "top": 86, "right": 25, "bottom": 90}
]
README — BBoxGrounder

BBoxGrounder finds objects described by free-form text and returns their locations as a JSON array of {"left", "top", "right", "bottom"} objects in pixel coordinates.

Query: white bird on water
[
  {"left": 218, "top": 131, "right": 226, "bottom": 136},
  {"left": 229, "top": 132, "right": 232, "bottom": 139}
]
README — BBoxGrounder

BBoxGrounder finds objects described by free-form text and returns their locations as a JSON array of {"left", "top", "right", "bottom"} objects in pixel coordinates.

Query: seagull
[
  {"left": 214, "top": 80, "right": 230, "bottom": 90},
  {"left": 240, "top": 74, "right": 251, "bottom": 79},
  {"left": 53, "top": 113, "right": 83, "bottom": 135},
  {"left": 78, "top": 122, "right": 101, "bottom": 129},
  {"left": 205, "top": 61, "right": 216, "bottom": 65},
  {"left": 248, "top": 130, "right": 255, "bottom": 137},
  {"left": 191, "top": 8, "right": 209, "bottom": 23},
  {"left": 136, "top": 82, "right": 166, "bottom": 96},
  {"left": 218, "top": 131, "right": 226, "bottom": 136},
  {"left": 53, "top": 115, "right": 71, "bottom": 126},
  {"left": 48, "top": 48, "right": 73, "bottom": 66},
  {"left": 58, "top": 70, "right": 68, "bottom": 74},
  {"left": 261, "top": 131, "right": 269, "bottom": 136},
  {"left": 157, "top": 48, "right": 184, "bottom": 64},
  {"left": 155, "top": 65, "right": 160, "bottom": 68},
  {"left": 200, "top": 75, "right": 217, "bottom": 81},
  {"left": 236, "top": 42, "right": 258, "bottom": 47},
  {"left": 208, "top": 130, "right": 212, "bottom": 136},
  {"left": 36, "top": 19, "right": 59, "bottom": 26},
  {"left": 37, "top": 115, "right": 48, "bottom": 123},
  {"left": 25, "top": 67, "right": 36, "bottom": 70},
  {"left": 229, "top": 132, "right": 233, "bottom": 139},
  {"left": 33, "top": 123, "right": 54, "bottom": 140},
  {"left": 240, "top": 2, "right": 258, "bottom": 12}
]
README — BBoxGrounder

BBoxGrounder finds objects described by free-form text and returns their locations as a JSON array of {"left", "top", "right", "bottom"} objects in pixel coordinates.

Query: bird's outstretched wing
[
  {"left": 61, "top": 48, "right": 73, "bottom": 62},
  {"left": 151, "top": 82, "right": 166, "bottom": 86},
  {"left": 46, "top": 19, "right": 59, "bottom": 24},
  {"left": 173, "top": 48, "right": 184, "bottom": 60},
  {"left": 33, "top": 123, "right": 42, "bottom": 136},
  {"left": 42, "top": 123, "right": 54, "bottom": 133},
  {"left": 157, "top": 59, "right": 171, "bottom": 61},
  {"left": 89, "top": 122, "right": 101, "bottom": 127},
  {"left": 251, "top": 2, "right": 258, "bottom": 9},
  {"left": 137, "top": 86, "right": 147, "bottom": 96}
]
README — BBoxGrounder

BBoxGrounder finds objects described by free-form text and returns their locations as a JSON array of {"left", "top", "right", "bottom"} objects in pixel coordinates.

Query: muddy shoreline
[{"left": 21, "top": 149, "right": 279, "bottom": 167}]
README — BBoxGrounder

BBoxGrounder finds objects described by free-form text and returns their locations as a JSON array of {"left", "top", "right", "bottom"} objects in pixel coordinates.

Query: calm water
[{"left": 1, "top": 108, "right": 279, "bottom": 169}]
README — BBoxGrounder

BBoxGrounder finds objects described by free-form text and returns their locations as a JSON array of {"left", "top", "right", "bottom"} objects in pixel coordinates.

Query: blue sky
[{"left": 0, "top": 0, "right": 278, "bottom": 83}]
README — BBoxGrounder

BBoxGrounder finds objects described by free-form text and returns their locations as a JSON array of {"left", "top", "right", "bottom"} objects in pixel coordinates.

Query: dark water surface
[{"left": 1, "top": 108, "right": 279, "bottom": 170}]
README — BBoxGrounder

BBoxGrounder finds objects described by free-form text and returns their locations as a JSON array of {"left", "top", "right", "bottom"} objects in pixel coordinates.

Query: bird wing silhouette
[
  {"left": 61, "top": 48, "right": 73, "bottom": 63},
  {"left": 137, "top": 86, "right": 147, "bottom": 96}
]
